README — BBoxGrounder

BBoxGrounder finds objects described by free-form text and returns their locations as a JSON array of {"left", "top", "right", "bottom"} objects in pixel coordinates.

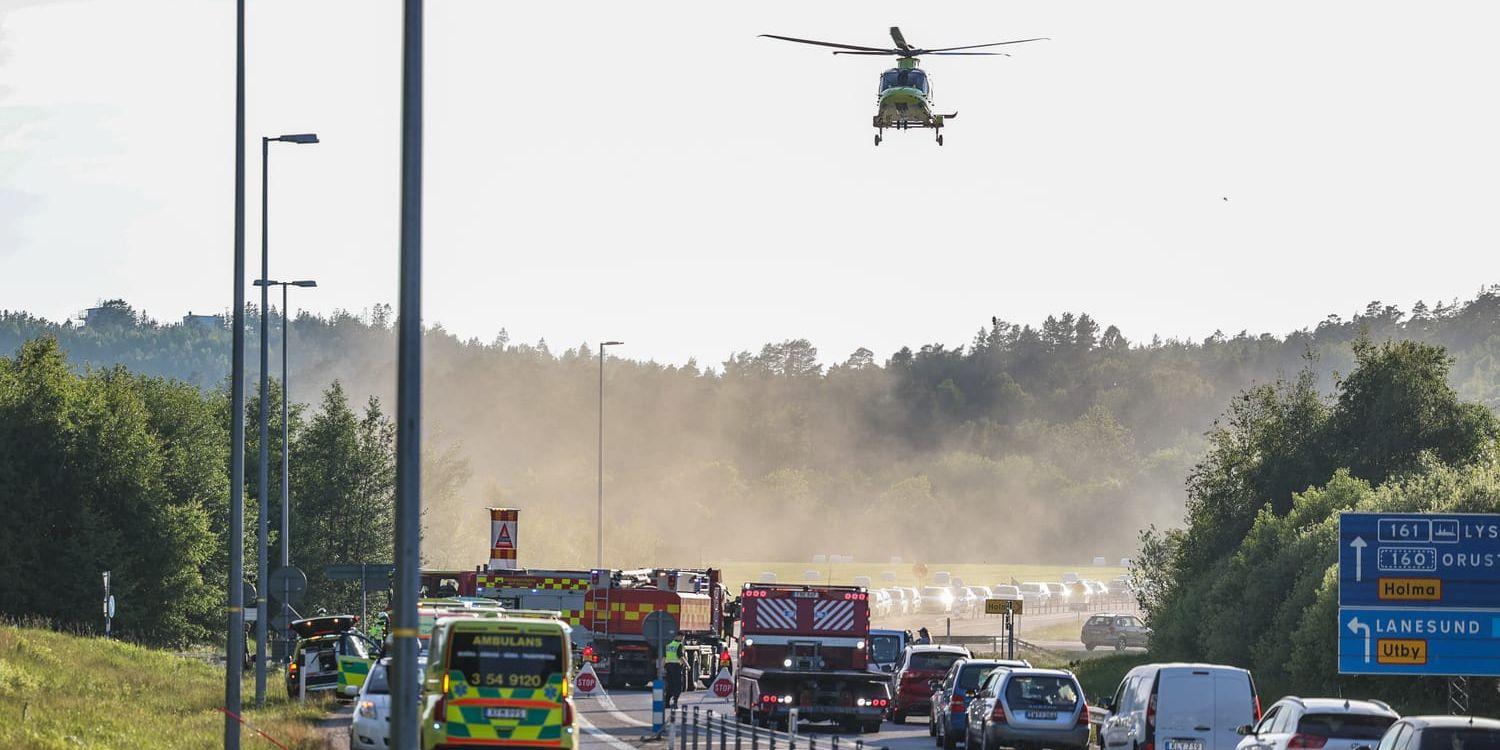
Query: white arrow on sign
[
  {"left": 1349, "top": 536, "right": 1367, "bottom": 582},
  {"left": 1347, "top": 616, "right": 1372, "bottom": 663}
]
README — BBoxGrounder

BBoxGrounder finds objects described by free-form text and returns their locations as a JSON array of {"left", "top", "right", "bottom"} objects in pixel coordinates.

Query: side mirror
[
  {"left": 1099, "top": 698, "right": 1114, "bottom": 713},
  {"left": 342, "top": 685, "right": 359, "bottom": 697},
  {"left": 1236, "top": 725, "right": 1255, "bottom": 736},
  {"left": 1353, "top": 745, "right": 1373, "bottom": 750},
  {"left": 928, "top": 679, "right": 942, "bottom": 691},
  {"left": 965, "top": 689, "right": 978, "bottom": 699}
]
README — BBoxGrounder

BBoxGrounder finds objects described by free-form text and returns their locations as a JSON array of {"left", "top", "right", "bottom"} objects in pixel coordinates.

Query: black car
[{"left": 284, "top": 615, "right": 379, "bottom": 700}]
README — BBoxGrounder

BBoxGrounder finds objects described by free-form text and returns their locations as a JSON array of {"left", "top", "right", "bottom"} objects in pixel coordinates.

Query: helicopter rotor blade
[
  {"left": 831, "top": 50, "right": 901, "bottom": 56},
  {"left": 916, "top": 37, "right": 1049, "bottom": 54},
  {"left": 759, "top": 34, "right": 892, "bottom": 53},
  {"left": 926, "top": 52, "right": 1010, "bottom": 56},
  {"left": 890, "top": 26, "right": 911, "bottom": 52}
]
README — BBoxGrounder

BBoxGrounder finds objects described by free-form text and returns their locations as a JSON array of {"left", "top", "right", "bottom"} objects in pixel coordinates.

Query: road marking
[
  {"left": 577, "top": 710, "right": 643, "bottom": 750},
  {"left": 597, "top": 693, "right": 653, "bottom": 728}
]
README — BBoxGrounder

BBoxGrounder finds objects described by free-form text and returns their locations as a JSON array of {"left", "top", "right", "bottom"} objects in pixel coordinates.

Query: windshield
[
  {"left": 1296, "top": 714, "right": 1394, "bottom": 740},
  {"left": 448, "top": 631, "right": 564, "bottom": 690},
  {"left": 880, "top": 68, "right": 929, "bottom": 92},
  {"left": 1005, "top": 675, "right": 1080, "bottom": 710},
  {"left": 366, "top": 663, "right": 390, "bottom": 694},
  {"left": 1419, "top": 729, "right": 1500, "bottom": 750},
  {"left": 958, "top": 665, "right": 1000, "bottom": 691},
  {"left": 922, "top": 587, "right": 952, "bottom": 599},
  {"left": 870, "top": 635, "right": 902, "bottom": 664},
  {"left": 909, "top": 652, "right": 964, "bottom": 672},
  {"left": 1020, "top": 584, "right": 1044, "bottom": 593}
]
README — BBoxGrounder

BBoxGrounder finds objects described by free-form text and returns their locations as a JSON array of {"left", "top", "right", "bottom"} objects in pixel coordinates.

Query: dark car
[
  {"left": 1366, "top": 716, "right": 1500, "bottom": 750},
  {"left": 1080, "top": 613, "right": 1150, "bottom": 651},
  {"left": 966, "top": 667, "right": 1091, "bottom": 750},
  {"left": 891, "top": 645, "right": 971, "bottom": 724},
  {"left": 929, "top": 659, "right": 1030, "bottom": 748},
  {"left": 284, "top": 615, "right": 379, "bottom": 700}
]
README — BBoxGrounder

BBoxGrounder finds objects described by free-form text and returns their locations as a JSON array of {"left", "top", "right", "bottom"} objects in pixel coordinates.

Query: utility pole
[
  {"left": 597, "top": 340, "right": 623, "bottom": 568},
  {"left": 226, "top": 0, "right": 247, "bottom": 746},
  {"left": 390, "top": 2, "right": 424, "bottom": 748}
]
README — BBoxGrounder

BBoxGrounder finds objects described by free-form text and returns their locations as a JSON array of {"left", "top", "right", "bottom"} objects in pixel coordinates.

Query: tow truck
[{"left": 734, "top": 583, "right": 891, "bottom": 733}]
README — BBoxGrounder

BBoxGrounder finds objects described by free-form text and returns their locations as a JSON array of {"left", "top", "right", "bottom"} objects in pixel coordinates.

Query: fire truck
[
  {"left": 733, "top": 583, "right": 891, "bottom": 733},
  {"left": 418, "top": 566, "right": 728, "bottom": 690}
]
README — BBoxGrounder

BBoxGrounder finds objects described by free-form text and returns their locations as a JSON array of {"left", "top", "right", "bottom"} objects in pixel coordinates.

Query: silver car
[{"left": 966, "top": 668, "right": 1091, "bottom": 750}]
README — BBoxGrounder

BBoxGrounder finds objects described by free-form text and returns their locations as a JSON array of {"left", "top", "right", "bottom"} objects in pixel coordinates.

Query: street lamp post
[
  {"left": 254, "top": 278, "right": 316, "bottom": 650},
  {"left": 227, "top": 2, "right": 246, "bottom": 746},
  {"left": 597, "top": 341, "right": 624, "bottom": 569},
  {"left": 256, "top": 132, "right": 317, "bottom": 706}
]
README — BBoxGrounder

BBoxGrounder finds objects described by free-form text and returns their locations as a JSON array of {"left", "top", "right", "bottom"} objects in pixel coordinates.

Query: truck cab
[{"left": 734, "top": 584, "right": 891, "bottom": 733}]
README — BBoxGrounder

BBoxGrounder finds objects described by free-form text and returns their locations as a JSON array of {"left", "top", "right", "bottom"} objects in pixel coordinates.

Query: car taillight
[
  {"left": 991, "top": 703, "right": 1007, "bottom": 723},
  {"left": 563, "top": 699, "right": 574, "bottom": 726},
  {"left": 1289, "top": 735, "right": 1327, "bottom": 749},
  {"left": 1078, "top": 703, "right": 1091, "bottom": 727},
  {"left": 950, "top": 697, "right": 965, "bottom": 714},
  {"left": 1254, "top": 695, "right": 1262, "bottom": 722},
  {"left": 1146, "top": 692, "right": 1156, "bottom": 731}
]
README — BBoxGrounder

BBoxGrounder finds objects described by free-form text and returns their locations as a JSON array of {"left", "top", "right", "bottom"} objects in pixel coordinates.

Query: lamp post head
[
  {"left": 290, "top": 280, "right": 318, "bottom": 288},
  {"left": 602, "top": 341, "right": 624, "bottom": 347},
  {"left": 276, "top": 133, "right": 319, "bottom": 144},
  {"left": 253, "top": 279, "right": 279, "bottom": 287}
]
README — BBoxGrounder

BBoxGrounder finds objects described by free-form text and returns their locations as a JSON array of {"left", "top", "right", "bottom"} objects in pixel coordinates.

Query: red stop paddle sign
[
  {"left": 576, "top": 670, "right": 597, "bottom": 693},
  {"left": 711, "top": 675, "right": 733, "bottom": 698}
]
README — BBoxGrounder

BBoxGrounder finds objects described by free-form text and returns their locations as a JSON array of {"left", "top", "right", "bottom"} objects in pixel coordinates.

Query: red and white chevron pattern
[
  {"left": 812, "top": 600, "right": 856, "bottom": 631},
  {"left": 753, "top": 598, "right": 798, "bottom": 630}
]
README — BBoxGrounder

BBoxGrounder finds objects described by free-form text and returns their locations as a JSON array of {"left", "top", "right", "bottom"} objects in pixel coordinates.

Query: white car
[
  {"left": 350, "top": 657, "right": 424, "bottom": 750},
  {"left": 1101, "top": 663, "right": 1258, "bottom": 750},
  {"left": 920, "top": 585, "right": 956, "bottom": 614},
  {"left": 1235, "top": 698, "right": 1397, "bottom": 750},
  {"left": 871, "top": 588, "right": 893, "bottom": 618},
  {"left": 1017, "top": 582, "right": 1052, "bottom": 608},
  {"left": 888, "top": 587, "right": 910, "bottom": 615}
]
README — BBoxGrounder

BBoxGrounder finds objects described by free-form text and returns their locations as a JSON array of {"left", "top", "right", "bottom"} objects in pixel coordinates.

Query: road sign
[
  {"left": 709, "top": 668, "right": 734, "bottom": 698},
  {"left": 985, "top": 598, "right": 1023, "bottom": 616},
  {"left": 105, "top": 595, "right": 116, "bottom": 618},
  {"left": 642, "top": 610, "right": 678, "bottom": 651},
  {"left": 574, "top": 662, "right": 603, "bottom": 696},
  {"left": 1340, "top": 512, "right": 1500, "bottom": 608},
  {"left": 269, "top": 566, "right": 307, "bottom": 604},
  {"left": 1339, "top": 607, "right": 1500, "bottom": 676},
  {"left": 325, "top": 564, "right": 396, "bottom": 583}
]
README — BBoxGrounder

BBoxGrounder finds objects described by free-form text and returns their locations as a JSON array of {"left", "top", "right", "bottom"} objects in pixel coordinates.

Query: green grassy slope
[{"left": 0, "top": 623, "right": 332, "bottom": 750}]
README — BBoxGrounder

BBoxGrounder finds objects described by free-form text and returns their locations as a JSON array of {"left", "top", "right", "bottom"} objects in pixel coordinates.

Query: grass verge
[{"left": 0, "top": 623, "right": 335, "bottom": 750}]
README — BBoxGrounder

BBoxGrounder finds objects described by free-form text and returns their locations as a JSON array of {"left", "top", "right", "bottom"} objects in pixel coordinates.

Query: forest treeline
[
  {"left": 5, "top": 292, "right": 1500, "bottom": 576},
  {"left": 1134, "top": 337, "right": 1500, "bottom": 713}
]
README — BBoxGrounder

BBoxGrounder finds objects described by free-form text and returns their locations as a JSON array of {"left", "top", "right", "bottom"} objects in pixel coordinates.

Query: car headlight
[
  {"left": 358, "top": 700, "right": 377, "bottom": 719},
  {"left": 783, "top": 658, "right": 793, "bottom": 667}
]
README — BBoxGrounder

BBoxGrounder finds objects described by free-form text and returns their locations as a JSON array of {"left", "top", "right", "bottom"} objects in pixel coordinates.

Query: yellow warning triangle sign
[{"left": 495, "top": 523, "right": 514, "bottom": 549}]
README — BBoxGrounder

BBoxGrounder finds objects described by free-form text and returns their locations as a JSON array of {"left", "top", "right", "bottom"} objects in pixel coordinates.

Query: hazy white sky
[{"left": 2, "top": 1, "right": 1497, "bottom": 365}]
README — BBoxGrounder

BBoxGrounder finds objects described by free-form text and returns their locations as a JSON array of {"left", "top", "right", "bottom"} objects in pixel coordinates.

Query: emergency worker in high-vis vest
[{"left": 664, "top": 636, "right": 684, "bottom": 708}]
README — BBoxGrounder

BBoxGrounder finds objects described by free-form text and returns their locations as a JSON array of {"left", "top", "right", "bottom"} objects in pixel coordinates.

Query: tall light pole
[
  {"left": 597, "top": 341, "right": 623, "bottom": 569},
  {"left": 226, "top": 1, "right": 247, "bottom": 746},
  {"left": 253, "top": 278, "right": 316, "bottom": 642},
  {"left": 257, "top": 132, "right": 317, "bottom": 707},
  {"left": 391, "top": 2, "right": 424, "bottom": 748}
]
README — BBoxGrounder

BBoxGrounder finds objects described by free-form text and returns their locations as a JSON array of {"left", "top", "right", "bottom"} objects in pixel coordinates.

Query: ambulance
[{"left": 422, "top": 613, "right": 575, "bottom": 749}]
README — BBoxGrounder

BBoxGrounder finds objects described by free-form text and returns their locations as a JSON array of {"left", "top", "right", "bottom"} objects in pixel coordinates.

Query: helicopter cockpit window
[{"left": 880, "top": 69, "right": 929, "bottom": 93}]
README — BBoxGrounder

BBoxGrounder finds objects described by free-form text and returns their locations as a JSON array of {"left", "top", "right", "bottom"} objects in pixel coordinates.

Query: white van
[{"left": 1101, "top": 663, "right": 1260, "bottom": 750}]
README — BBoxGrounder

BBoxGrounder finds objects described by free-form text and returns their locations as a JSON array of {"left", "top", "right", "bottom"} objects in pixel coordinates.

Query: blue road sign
[
  {"left": 1339, "top": 512, "right": 1500, "bottom": 609},
  {"left": 1339, "top": 607, "right": 1500, "bottom": 676}
]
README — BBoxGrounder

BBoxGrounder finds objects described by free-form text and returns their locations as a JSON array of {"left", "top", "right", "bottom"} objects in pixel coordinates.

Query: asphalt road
[{"left": 577, "top": 684, "right": 938, "bottom": 750}]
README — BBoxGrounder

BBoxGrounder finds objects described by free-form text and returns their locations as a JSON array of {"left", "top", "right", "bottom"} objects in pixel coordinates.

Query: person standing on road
[
  {"left": 664, "top": 636, "right": 685, "bottom": 708},
  {"left": 914, "top": 627, "right": 932, "bottom": 645}
]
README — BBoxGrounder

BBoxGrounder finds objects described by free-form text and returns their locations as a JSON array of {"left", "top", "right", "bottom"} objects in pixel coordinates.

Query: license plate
[
  {"left": 1026, "top": 711, "right": 1057, "bottom": 720},
  {"left": 484, "top": 707, "right": 526, "bottom": 720},
  {"left": 1167, "top": 740, "right": 1204, "bottom": 750}
]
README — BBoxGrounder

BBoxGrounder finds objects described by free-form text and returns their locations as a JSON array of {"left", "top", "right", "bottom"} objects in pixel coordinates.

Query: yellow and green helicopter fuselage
[{"left": 872, "top": 59, "right": 953, "bottom": 145}]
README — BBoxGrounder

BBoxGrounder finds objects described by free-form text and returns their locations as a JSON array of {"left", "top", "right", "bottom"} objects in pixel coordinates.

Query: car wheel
[
  {"left": 1084, "top": 643, "right": 1096, "bottom": 651},
  {"left": 930, "top": 715, "right": 938, "bottom": 736},
  {"left": 894, "top": 710, "right": 907, "bottom": 725},
  {"left": 942, "top": 724, "right": 958, "bottom": 749},
  {"left": 862, "top": 721, "right": 882, "bottom": 734}
]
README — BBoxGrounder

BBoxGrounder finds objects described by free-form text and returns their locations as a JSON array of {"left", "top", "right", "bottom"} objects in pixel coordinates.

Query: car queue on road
[{"left": 867, "top": 575, "right": 1139, "bottom": 620}]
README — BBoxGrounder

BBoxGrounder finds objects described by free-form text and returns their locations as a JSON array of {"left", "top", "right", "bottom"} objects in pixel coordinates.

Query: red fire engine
[{"left": 734, "top": 583, "right": 890, "bottom": 733}]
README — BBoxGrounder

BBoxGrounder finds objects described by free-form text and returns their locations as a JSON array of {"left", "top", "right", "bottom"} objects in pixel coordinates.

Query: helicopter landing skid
[{"left": 873, "top": 114, "right": 953, "bottom": 146}]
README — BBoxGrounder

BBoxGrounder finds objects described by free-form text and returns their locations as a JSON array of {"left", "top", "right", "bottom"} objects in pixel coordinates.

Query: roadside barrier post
[
  {"left": 653, "top": 679, "right": 666, "bottom": 735},
  {"left": 720, "top": 710, "right": 728, "bottom": 750},
  {"left": 693, "top": 706, "right": 700, "bottom": 750},
  {"left": 680, "top": 708, "right": 689, "bottom": 750}
]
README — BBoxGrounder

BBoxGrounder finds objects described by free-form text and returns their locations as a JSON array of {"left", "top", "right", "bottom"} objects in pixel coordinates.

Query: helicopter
[{"left": 760, "top": 27, "right": 1046, "bottom": 146}]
